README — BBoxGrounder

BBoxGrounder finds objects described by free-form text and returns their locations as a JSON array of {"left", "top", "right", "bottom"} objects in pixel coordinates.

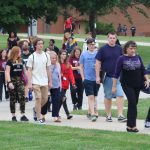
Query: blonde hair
[
  {"left": 8, "top": 46, "right": 21, "bottom": 63},
  {"left": 47, "top": 51, "right": 58, "bottom": 63}
]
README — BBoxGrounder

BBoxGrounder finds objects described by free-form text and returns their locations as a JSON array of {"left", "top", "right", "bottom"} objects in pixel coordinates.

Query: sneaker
[
  {"left": 106, "top": 116, "right": 113, "bottom": 122},
  {"left": 20, "top": 115, "right": 29, "bottom": 121},
  {"left": 33, "top": 107, "right": 37, "bottom": 121},
  {"left": 73, "top": 104, "right": 78, "bottom": 111},
  {"left": 86, "top": 113, "right": 91, "bottom": 120},
  {"left": 12, "top": 116, "right": 17, "bottom": 122},
  {"left": 118, "top": 116, "right": 127, "bottom": 122},
  {"left": 42, "top": 117, "right": 46, "bottom": 122},
  {"left": 36, "top": 119, "right": 46, "bottom": 125},
  {"left": 145, "top": 121, "right": 150, "bottom": 128},
  {"left": 67, "top": 115, "right": 73, "bottom": 119},
  {"left": 91, "top": 115, "right": 97, "bottom": 122}
]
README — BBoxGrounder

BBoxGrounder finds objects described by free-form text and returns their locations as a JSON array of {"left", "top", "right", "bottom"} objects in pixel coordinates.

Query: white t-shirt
[{"left": 27, "top": 51, "right": 51, "bottom": 86}]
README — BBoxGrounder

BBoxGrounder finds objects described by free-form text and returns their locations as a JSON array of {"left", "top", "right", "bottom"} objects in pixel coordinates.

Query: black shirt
[
  {"left": 7, "top": 37, "right": 20, "bottom": 49},
  {"left": 6, "top": 60, "right": 23, "bottom": 78}
]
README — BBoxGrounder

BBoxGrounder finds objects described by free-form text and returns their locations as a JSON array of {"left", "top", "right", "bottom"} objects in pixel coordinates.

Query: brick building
[{"left": 20, "top": 5, "right": 150, "bottom": 36}]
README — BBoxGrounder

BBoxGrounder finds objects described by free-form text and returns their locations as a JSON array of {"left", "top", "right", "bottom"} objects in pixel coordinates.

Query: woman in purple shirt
[{"left": 112, "top": 41, "right": 149, "bottom": 132}]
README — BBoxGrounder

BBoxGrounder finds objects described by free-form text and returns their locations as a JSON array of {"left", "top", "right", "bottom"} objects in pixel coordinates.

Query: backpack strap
[
  {"left": 32, "top": 53, "right": 34, "bottom": 70},
  {"left": 45, "top": 52, "right": 48, "bottom": 67}
]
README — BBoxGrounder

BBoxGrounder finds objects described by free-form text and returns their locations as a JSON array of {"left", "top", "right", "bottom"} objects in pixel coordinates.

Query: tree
[
  {"left": 0, "top": 0, "right": 58, "bottom": 32},
  {"left": 70, "top": 0, "right": 150, "bottom": 38},
  {"left": 70, "top": 0, "right": 116, "bottom": 38}
]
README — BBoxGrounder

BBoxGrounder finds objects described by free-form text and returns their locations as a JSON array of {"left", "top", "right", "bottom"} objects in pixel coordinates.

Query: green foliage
[
  {"left": 85, "top": 21, "right": 115, "bottom": 35},
  {"left": 0, "top": 0, "right": 58, "bottom": 32},
  {"left": 96, "top": 22, "right": 115, "bottom": 35}
]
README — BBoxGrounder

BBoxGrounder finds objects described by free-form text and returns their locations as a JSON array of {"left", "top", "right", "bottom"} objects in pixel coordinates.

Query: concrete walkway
[
  {"left": 0, "top": 98, "right": 150, "bottom": 135},
  {"left": 18, "top": 33, "right": 150, "bottom": 46},
  {"left": 1, "top": 33, "right": 149, "bottom": 134}
]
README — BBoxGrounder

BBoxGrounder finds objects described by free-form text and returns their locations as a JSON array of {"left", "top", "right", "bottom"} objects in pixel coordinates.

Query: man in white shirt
[{"left": 27, "top": 38, "right": 52, "bottom": 124}]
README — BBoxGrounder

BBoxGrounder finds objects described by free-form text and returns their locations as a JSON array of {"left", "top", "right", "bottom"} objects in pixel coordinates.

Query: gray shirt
[{"left": 50, "top": 64, "right": 61, "bottom": 89}]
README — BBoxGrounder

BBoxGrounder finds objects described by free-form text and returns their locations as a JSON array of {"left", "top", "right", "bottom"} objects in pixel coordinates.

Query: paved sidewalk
[
  {"left": 18, "top": 33, "right": 150, "bottom": 46},
  {"left": 0, "top": 100, "right": 150, "bottom": 135}
]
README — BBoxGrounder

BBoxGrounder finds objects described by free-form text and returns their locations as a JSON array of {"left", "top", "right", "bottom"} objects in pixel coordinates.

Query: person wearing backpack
[{"left": 27, "top": 38, "right": 52, "bottom": 124}]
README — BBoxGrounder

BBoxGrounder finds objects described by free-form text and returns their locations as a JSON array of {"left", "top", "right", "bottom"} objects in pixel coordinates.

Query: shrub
[{"left": 85, "top": 21, "right": 115, "bottom": 35}]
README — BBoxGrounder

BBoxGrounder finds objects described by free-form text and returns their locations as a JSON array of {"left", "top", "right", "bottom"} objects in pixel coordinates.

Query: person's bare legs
[
  {"left": 104, "top": 99, "right": 112, "bottom": 116},
  {"left": 94, "top": 97, "right": 98, "bottom": 116},
  {"left": 88, "top": 95, "right": 95, "bottom": 115},
  {"left": 116, "top": 96, "right": 124, "bottom": 116},
  {"left": 35, "top": 98, "right": 42, "bottom": 120}
]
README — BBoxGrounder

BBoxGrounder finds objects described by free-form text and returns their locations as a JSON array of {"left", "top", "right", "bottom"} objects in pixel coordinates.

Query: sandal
[{"left": 126, "top": 127, "right": 139, "bottom": 133}]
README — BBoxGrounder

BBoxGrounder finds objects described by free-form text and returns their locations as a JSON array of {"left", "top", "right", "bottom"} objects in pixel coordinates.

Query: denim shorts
[
  {"left": 103, "top": 76, "right": 124, "bottom": 99},
  {"left": 83, "top": 79, "right": 100, "bottom": 96}
]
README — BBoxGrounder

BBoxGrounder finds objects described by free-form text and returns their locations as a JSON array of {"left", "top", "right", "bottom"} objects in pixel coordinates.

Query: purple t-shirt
[
  {"left": 96, "top": 44, "right": 122, "bottom": 77},
  {"left": 114, "top": 55, "right": 146, "bottom": 87}
]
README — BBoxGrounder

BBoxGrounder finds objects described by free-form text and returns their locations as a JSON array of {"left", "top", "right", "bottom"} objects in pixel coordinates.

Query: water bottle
[{"left": 28, "top": 90, "right": 33, "bottom": 101}]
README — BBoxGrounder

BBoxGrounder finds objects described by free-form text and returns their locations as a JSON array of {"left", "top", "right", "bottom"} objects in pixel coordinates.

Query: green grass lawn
[
  {"left": 39, "top": 33, "right": 150, "bottom": 43},
  {"left": 0, "top": 34, "right": 150, "bottom": 65},
  {"left": 0, "top": 121, "right": 150, "bottom": 150},
  {"left": 72, "top": 98, "right": 150, "bottom": 120}
]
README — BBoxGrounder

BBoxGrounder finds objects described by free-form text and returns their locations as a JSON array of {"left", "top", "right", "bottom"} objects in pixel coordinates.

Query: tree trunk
[{"left": 89, "top": 11, "right": 96, "bottom": 39}]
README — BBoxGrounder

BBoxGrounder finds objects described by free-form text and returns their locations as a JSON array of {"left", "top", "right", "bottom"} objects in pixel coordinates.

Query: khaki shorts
[{"left": 32, "top": 84, "right": 48, "bottom": 100}]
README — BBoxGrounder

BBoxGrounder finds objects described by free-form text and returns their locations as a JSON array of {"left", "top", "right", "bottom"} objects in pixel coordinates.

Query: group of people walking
[{"left": 0, "top": 31, "right": 150, "bottom": 132}]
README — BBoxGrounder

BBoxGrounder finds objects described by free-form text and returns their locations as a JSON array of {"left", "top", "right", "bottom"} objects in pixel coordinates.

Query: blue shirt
[
  {"left": 79, "top": 50, "right": 97, "bottom": 81},
  {"left": 96, "top": 44, "right": 122, "bottom": 77}
]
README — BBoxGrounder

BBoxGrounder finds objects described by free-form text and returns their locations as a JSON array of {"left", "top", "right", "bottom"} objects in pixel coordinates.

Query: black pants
[
  {"left": 0, "top": 72, "right": 9, "bottom": 100},
  {"left": 70, "top": 78, "right": 84, "bottom": 108},
  {"left": 146, "top": 107, "right": 150, "bottom": 121},
  {"left": 132, "top": 32, "right": 135, "bottom": 37},
  {"left": 122, "top": 85, "right": 140, "bottom": 128},
  {"left": 58, "top": 89, "right": 70, "bottom": 116},
  {"left": 41, "top": 97, "right": 50, "bottom": 115},
  {"left": 51, "top": 88, "right": 60, "bottom": 117}
]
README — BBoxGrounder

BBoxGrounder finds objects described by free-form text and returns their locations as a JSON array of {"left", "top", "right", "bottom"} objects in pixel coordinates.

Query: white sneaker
[
  {"left": 36, "top": 119, "right": 46, "bottom": 125},
  {"left": 118, "top": 116, "right": 127, "bottom": 122},
  {"left": 145, "top": 121, "right": 150, "bottom": 128},
  {"left": 106, "top": 116, "right": 113, "bottom": 122}
]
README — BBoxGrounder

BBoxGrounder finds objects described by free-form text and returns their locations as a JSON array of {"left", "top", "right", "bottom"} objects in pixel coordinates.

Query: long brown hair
[
  {"left": 0, "top": 49, "right": 7, "bottom": 60},
  {"left": 58, "top": 49, "right": 70, "bottom": 68},
  {"left": 8, "top": 46, "right": 21, "bottom": 63},
  {"left": 70, "top": 46, "right": 81, "bottom": 58}
]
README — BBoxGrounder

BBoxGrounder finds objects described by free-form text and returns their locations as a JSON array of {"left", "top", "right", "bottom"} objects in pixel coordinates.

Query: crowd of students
[{"left": 0, "top": 30, "right": 150, "bottom": 132}]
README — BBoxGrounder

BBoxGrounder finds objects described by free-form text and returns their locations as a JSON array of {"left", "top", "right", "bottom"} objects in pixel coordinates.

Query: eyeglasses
[{"left": 89, "top": 43, "right": 95, "bottom": 46}]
